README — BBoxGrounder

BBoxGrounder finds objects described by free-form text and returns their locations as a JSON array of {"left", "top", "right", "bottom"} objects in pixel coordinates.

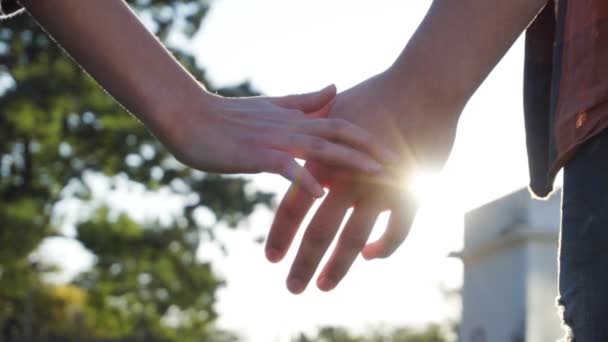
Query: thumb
[
  {"left": 306, "top": 97, "right": 336, "bottom": 119},
  {"left": 270, "top": 84, "right": 337, "bottom": 113}
]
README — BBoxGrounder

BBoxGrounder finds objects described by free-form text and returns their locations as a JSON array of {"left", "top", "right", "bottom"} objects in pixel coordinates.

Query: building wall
[
  {"left": 526, "top": 241, "right": 563, "bottom": 342},
  {"left": 461, "top": 245, "right": 527, "bottom": 342},
  {"left": 526, "top": 192, "right": 561, "bottom": 232},
  {"left": 464, "top": 189, "right": 529, "bottom": 252},
  {"left": 460, "top": 189, "right": 563, "bottom": 342}
]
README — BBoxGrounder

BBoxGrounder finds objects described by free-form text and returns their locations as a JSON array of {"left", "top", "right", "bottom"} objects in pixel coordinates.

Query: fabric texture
[
  {"left": 0, "top": 0, "right": 23, "bottom": 18},
  {"left": 524, "top": 0, "right": 608, "bottom": 198},
  {"left": 558, "top": 128, "right": 608, "bottom": 341}
]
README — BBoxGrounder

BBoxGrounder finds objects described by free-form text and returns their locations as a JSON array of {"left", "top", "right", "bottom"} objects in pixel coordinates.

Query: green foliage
[
  {"left": 293, "top": 324, "right": 447, "bottom": 342},
  {"left": 74, "top": 210, "right": 223, "bottom": 339},
  {"left": 0, "top": 1, "right": 269, "bottom": 341}
]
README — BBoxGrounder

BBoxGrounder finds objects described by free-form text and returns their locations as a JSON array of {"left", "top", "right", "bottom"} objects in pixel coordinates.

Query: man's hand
[
  {"left": 264, "top": 0, "right": 547, "bottom": 294},
  {"left": 265, "top": 73, "right": 459, "bottom": 293}
]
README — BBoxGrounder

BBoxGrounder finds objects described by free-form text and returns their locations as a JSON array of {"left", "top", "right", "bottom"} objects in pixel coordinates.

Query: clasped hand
[
  {"left": 164, "top": 75, "right": 455, "bottom": 294},
  {"left": 162, "top": 84, "right": 397, "bottom": 198},
  {"left": 265, "top": 74, "right": 457, "bottom": 293}
]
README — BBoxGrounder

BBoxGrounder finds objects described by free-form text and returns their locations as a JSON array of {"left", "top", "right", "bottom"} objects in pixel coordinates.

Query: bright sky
[{"left": 38, "top": 1, "right": 547, "bottom": 341}]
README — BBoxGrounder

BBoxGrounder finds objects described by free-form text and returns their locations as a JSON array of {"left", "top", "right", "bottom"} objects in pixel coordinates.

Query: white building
[{"left": 455, "top": 189, "right": 564, "bottom": 342}]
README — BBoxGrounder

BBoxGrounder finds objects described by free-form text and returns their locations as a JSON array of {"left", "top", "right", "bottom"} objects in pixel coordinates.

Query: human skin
[
  {"left": 267, "top": 0, "right": 549, "bottom": 293},
  {"left": 18, "top": 0, "right": 397, "bottom": 198}
]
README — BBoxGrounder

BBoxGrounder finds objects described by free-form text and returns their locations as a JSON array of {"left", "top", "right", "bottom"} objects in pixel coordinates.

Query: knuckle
[
  {"left": 272, "top": 154, "right": 291, "bottom": 174},
  {"left": 237, "top": 133, "right": 257, "bottom": 146},
  {"left": 308, "top": 137, "right": 327, "bottom": 152},
  {"left": 257, "top": 125, "right": 275, "bottom": 137},
  {"left": 361, "top": 130, "right": 373, "bottom": 146},
  {"left": 340, "top": 231, "right": 368, "bottom": 250},
  {"left": 285, "top": 134, "right": 298, "bottom": 148},
  {"left": 291, "top": 109, "right": 305, "bottom": 117},
  {"left": 303, "top": 227, "right": 331, "bottom": 248},
  {"left": 337, "top": 119, "right": 358, "bottom": 137},
  {"left": 328, "top": 119, "right": 347, "bottom": 133},
  {"left": 349, "top": 150, "right": 368, "bottom": 164}
]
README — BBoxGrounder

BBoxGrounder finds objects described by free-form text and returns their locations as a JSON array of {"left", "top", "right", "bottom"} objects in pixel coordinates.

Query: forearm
[
  {"left": 384, "top": 0, "right": 548, "bottom": 119},
  {"left": 19, "top": 0, "right": 207, "bottom": 134}
]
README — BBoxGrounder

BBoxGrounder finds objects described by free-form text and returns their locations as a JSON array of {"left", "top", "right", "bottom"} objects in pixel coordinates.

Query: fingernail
[
  {"left": 287, "top": 277, "right": 306, "bottom": 294},
  {"left": 266, "top": 248, "right": 282, "bottom": 263},
  {"left": 317, "top": 276, "right": 335, "bottom": 292}
]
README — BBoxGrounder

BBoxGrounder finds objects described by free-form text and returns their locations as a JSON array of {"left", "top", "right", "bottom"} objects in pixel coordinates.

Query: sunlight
[{"left": 407, "top": 170, "right": 441, "bottom": 203}]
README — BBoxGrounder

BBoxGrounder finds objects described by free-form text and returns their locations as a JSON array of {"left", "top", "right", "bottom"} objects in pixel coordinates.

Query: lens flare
[{"left": 407, "top": 171, "right": 440, "bottom": 203}]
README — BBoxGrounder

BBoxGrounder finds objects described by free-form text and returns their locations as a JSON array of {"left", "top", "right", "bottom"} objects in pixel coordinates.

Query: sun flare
[{"left": 407, "top": 171, "right": 441, "bottom": 203}]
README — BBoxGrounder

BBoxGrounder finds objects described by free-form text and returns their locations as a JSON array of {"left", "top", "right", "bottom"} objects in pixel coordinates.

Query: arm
[
  {"left": 390, "top": 0, "right": 547, "bottom": 111},
  {"left": 18, "top": 0, "right": 395, "bottom": 197},
  {"left": 19, "top": 0, "right": 199, "bottom": 136},
  {"left": 380, "top": 0, "right": 548, "bottom": 166},
  {"left": 267, "top": 0, "right": 549, "bottom": 293}
]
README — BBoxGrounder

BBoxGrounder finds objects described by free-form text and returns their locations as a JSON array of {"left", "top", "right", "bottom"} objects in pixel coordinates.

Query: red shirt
[{"left": 524, "top": 0, "right": 608, "bottom": 197}]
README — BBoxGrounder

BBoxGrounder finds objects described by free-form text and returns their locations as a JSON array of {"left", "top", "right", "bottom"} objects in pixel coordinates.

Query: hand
[
  {"left": 162, "top": 85, "right": 398, "bottom": 198},
  {"left": 265, "top": 73, "right": 459, "bottom": 293}
]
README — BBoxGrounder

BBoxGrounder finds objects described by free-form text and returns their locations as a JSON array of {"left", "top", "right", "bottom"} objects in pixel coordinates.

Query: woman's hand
[{"left": 161, "top": 85, "right": 398, "bottom": 197}]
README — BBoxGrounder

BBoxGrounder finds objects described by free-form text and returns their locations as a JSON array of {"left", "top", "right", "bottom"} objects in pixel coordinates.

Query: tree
[
  {"left": 293, "top": 324, "right": 447, "bottom": 342},
  {"left": 0, "top": 1, "right": 270, "bottom": 340}
]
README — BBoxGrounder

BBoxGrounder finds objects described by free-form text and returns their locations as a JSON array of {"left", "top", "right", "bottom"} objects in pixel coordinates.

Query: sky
[{"left": 38, "top": 1, "right": 554, "bottom": 341}]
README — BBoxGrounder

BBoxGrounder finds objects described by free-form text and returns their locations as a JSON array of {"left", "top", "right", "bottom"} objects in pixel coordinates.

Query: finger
[
  {"left": 361, "top": 206, "right": 415, "bottom": 260},
  {"left": 299, "top": 118, "right": 399, "bottom": 164},
  {"left": 266, "top": 134, "right": 383, "bottom": 174},
  {"left": 265, "top": 150, "right": 325, "bottom": 198},
  {"left": 305, "top": 97, "right": 335, "bottom": 119},
  {"left": 317, "top": 199, "right": 381, "bottom": 291},
  {"left": 286, "top": 188, "right": 354, "bottom": 294},
  {"left": 266, "top": 178, "right": 317, "bottom": 263},
  {"left": 269, "top": 84, "right": 337, "bottom": 113}
]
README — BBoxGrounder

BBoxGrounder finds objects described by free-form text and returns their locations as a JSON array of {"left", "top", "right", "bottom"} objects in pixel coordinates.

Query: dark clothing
[
  {"left": 0, "top": 0, "right": 22, "bottom": 18},
  {"left": 559, "top": 128, "right": 608, "bottom": 341},
  {"left": 527, "top": 3, "right": 608, "bottom": 340},
  {"left": 524, "top": 0, "right": 608, "bottom": 198}
]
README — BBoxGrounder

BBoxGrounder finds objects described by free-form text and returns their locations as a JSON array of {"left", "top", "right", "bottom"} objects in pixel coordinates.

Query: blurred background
[{"left": 0, "top": 0, "right": 563, "bottom": 341}]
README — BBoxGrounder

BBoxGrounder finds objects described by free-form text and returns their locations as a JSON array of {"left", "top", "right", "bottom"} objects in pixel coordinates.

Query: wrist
[
  {"left": 143, "top": 81, "right": 217, "bottom": 154},
  {"left": 373, "top": 69, "right": 460, "bottom": 169},
  {"left": 378, "top": 66, "right": 464, "bottom": 122}
]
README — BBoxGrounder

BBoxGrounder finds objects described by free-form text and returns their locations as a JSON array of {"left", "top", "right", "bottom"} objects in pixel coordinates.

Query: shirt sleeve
[{"left": 0, "top": 0, "right": 23, "bottom": 19}]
